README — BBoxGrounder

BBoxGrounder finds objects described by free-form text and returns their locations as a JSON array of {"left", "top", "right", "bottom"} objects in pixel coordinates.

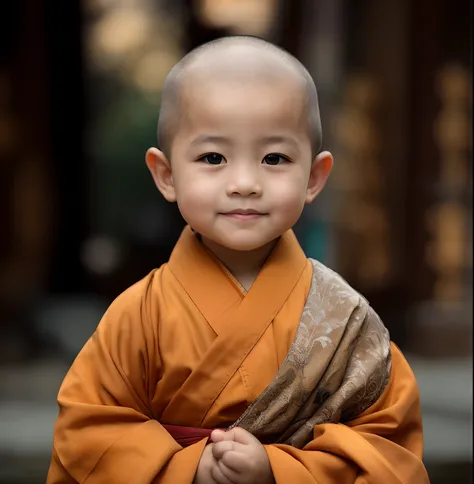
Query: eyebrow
[
  {"left": 190, "top": 134, "right": 299, "bottom": 149},
  {"left": 190, "top": 135, "right": 232, "bottom": 146},
  {"left": 260, "top": 135, "right": 299, "bottom": 149}
]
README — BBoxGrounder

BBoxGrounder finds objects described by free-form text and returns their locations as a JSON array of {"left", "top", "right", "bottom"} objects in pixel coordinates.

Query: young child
[{"left": 47, "top": 36, "right": 429, "bottom": 484}]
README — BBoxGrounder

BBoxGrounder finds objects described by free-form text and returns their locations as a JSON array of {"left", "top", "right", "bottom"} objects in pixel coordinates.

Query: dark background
[{"left": 0, "top": 0, "right": 472, "bottom": 482}]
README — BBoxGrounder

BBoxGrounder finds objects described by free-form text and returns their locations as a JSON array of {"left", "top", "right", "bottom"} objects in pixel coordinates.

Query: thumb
[
  {"left": 210, "top": 428, "right": 241, "bottom": 443},
  {"left": 227, "top": 427, "right": 256, "bottom": 445},
  {"left": 211, "top": 427, "right": 256, "bottom": 444},
  {"left": 210, "top": 429, "right": 228, "bottom": 443}
]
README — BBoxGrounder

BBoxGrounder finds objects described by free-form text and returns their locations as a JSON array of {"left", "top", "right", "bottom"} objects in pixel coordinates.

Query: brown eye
[
  {"left": 202, "top": 153, "right": 224, "bottom": 165},
  {"left": 263, "top": 154, "right": 286, "bottom": 165}
]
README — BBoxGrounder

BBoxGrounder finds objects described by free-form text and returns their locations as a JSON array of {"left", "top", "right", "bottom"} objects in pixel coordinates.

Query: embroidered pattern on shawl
[{"left": 229, "top": 259, "right": 392, "bottom": 449}]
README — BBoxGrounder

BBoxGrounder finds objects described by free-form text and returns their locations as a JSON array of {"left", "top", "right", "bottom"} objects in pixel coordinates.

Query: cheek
[
  {"left": 275, "top": 192, "right": 306, "bottom": 220},
  {"left": 268, "top": 173, "right": 308, "bottom": 212},
  {"left": 174, "top": 173, "right": 216, "bottom": 213}
]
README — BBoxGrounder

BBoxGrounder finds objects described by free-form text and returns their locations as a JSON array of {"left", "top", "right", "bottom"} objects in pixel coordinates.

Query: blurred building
[{"left": 0, "top": 0, "right": 472, "bottom": 482}]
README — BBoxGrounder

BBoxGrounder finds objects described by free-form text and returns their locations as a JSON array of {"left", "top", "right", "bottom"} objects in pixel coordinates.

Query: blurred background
[{"left": 0, "top": 0, "right": 472, "bottom": 482}]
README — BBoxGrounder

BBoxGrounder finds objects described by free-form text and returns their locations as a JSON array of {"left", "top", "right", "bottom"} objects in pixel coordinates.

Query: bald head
[{"left": 157, "top": 36, "right": 322, "bottom": 158}]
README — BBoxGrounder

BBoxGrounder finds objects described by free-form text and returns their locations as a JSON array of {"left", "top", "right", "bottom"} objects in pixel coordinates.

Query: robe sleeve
[
  {"left": 46, "top": 278, "right": 206, "bottom": 484},
  {"left": 264, "top": 343, "right": 429, "bottom": 484}
]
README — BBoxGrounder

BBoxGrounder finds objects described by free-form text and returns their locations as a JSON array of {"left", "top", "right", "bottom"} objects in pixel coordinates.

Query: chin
[
  {"left": 217, "top": 235, "right": 276, "bottom": 252},
  {"left": 224, "top": 242, "right": 263, "bottom": 252}
]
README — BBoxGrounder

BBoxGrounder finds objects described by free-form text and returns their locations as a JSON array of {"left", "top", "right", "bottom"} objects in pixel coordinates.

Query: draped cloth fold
[
  {"left": 231, "top": 259, "right": 391, "bottom": 448},
  {"left": 164, "top": 258, "right": 391, "bottom": 450},
  {"left": 46, "top": 227, "right": 427, "bottom": 484}
]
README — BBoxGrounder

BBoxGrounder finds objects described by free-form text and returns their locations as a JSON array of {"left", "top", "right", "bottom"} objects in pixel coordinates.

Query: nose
[{"left": 226, "top": 163, "right": 262, "bottom": 197}]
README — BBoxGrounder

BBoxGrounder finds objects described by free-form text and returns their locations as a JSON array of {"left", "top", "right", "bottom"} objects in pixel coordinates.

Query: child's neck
[{"left": 201, "top": 236, "right": 279, "bottom": 291}]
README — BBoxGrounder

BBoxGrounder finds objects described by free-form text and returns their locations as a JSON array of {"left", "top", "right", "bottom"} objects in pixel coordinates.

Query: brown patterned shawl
[{"left": 228, "top": 259, "right": 392, "bottom": 449}]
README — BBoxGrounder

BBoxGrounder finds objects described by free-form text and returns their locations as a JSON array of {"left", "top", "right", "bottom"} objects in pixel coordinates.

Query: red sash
[{"left": 162, "top": 424, "right": 213, "bottom": 447}]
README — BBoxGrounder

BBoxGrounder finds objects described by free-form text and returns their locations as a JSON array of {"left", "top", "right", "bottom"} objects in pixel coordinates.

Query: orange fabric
[
  {"left": 47, "top": 227, "right": 428, "bottom": 483},
  {"left": 265, "top": 344, "right": 429, "bottom": 483}
]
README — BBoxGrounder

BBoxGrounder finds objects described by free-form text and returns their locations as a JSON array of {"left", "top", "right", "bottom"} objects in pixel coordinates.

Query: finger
[
  {"left": 217, "top": 459, "right": 242, "bottom": 484},
  {"left": 221, "top": 450, "right": 249, "bottom": 473},
  {"left": 211, "top": 462, "right": 237, "bottom": 484},
  {"left": 212, "top": 441, "right": 247, "bottom": 460},
  {"left": 212, "top": 440, "right": 234, "bottom": 460},
  {"left": 231, "top": 427, "right": 258, "bottom": 445},
  {"left": 210, "top": 429, "right": 227, "bottom": 442},
  {"left": 211, "top": 428, "right": 237, "bottom": 443},
  {"left": 215, "top": 427, "right": 256, "bottom": 445}
]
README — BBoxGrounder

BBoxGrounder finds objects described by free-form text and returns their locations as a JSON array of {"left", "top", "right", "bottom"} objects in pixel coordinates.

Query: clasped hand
[{"left": 194, "top": 427, "right": 274, "bottom": 484}]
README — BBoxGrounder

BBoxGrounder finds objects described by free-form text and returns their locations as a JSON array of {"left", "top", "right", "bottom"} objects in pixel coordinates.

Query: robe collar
[
  {"left": 165, "top": 225, "right": 309, "bottom": 425},
  {"left": 168, "top": 226, "right": 307, "bottom": 336}
]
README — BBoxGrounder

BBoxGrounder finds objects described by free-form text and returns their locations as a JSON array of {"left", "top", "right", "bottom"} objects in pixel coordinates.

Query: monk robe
[{"left": 47, "top": 226, "right": 429, "bottom": 483}]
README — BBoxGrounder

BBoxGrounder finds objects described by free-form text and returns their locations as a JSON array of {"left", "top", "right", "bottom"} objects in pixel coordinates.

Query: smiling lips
[{"left": 221, "top": 209, "right": 267, "bottom": 221}]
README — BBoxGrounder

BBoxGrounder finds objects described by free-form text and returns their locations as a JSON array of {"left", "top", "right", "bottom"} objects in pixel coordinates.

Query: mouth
[{"left": 220, "top": 209, "right": 267, "bottom": 220}]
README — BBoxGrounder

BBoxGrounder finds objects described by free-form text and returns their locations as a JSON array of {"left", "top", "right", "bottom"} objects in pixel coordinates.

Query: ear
[
  {"left": 145, "top": 147, "right": 176, "bottom": 202},
  {"left": 305, "top": 151, "right": 333, "bottom": 204}
]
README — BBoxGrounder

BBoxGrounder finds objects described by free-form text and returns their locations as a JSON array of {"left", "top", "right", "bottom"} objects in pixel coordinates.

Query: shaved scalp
[{"left": 157, "top": 36, "right": 322, "bottom": 159}]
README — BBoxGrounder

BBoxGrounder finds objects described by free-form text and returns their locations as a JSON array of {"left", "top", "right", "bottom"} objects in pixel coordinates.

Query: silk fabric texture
[{"left": 47, "top": 227, "right": 429, "bottom": 483}]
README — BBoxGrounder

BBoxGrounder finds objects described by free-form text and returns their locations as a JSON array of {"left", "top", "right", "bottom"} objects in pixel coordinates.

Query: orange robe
[{"left": 47, "top": 227, "right": 429, "bottom": 483}]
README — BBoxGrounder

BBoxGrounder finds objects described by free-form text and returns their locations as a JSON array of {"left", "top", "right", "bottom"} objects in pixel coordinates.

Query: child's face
[{"left": 152, "top": 78, "right": 330, "bottom": 252}]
